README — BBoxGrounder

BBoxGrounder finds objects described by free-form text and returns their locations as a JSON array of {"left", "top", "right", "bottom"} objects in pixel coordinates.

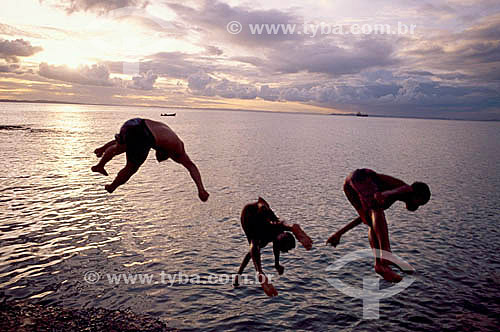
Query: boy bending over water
[{"left": 327, "top": 169, "right": 430, "bottom": 282}]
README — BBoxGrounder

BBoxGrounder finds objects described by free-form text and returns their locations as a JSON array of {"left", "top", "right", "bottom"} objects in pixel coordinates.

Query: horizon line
[{"left": 1, "top": 98, "right": 498, "bottom": 122}]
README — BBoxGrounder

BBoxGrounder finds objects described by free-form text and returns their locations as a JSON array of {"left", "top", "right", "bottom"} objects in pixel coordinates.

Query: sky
[{"left": 0, "top": 0, "right": 499, "bottom": 119}]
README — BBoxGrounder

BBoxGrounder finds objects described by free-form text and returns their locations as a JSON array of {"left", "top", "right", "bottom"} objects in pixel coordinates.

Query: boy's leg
[
  {"left": 105, "top": 161, "right": 140, "bottom": 193},
  {"left": 368, "top": 227, "right": 382, "bottom": 266},
  {"left": 370, "top": 210, "right": 414, "bottom": 274},
  {"left": 94, "top": 140, "right": 116, "bottom": 157},
  {"left": 234, "top": 252, "right": 251, "bottom": 287},
  {"left": 370, "top": 210, "right": 392, "bottom": 256},
  {"left": 368, "top": 226, "right": 402, "bottom": 282},
  {"left": 91, "top": 143, "right": 126, "bottom": 176}
]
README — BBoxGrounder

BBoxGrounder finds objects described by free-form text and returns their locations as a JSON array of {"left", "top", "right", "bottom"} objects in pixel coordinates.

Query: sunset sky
[{"left": 1, "top": 0, "right": 499, "bottom": 119}]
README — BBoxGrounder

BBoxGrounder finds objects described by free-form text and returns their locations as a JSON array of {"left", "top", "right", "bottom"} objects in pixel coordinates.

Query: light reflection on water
[{"left": 1, "top": 102, "right": 500, "bottom": 331}]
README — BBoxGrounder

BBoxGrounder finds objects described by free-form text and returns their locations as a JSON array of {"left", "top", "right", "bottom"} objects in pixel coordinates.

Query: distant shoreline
[{"left": 1, "top": 99, "right": 498, "bottom": 122}]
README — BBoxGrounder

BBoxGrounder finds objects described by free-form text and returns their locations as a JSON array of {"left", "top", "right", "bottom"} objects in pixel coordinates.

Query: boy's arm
[
  {"left": 173, "top": 153, "right": 209, "bottom": 202},
  {"left": 375, "top": 174, "right": 413, "bottom": 205},
  {"left": 273, "top": 242, "right": 284, "bottom": 275},
  {"left": 376, "top": 173, "right": 408, "bottom": 189},
  {"left": 276, "top": 220, "right": 313, "bottom": 250},
  {"left": 326, "top": 217, "right": 362, "bottom": 247}
]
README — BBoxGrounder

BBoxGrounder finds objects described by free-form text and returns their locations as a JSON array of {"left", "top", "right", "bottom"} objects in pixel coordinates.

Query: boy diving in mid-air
[
  {"left": 92, "top": 118, "right": 209, "bottom": 202},
  {"left": 234, "top": 197, "right": 313, "bottom": 297}
]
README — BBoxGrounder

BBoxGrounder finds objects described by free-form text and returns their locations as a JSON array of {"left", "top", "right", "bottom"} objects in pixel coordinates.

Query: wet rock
[{"left": 0, "top": 300, "right": 178, "bottom": 332}]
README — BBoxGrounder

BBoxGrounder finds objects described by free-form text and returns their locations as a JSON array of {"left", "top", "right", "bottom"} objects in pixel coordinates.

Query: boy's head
[
  {"left": 276, "top": 232, "right": 296, "bottom": 253},
  {"left": 406, "top": 182, "right": 431, "bottom": 211}
]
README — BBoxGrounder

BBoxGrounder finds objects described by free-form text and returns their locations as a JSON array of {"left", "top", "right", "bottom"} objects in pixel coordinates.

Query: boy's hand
[
  {"left": 105, "top": 184, "right": 115, "bottom": 193},
  {"left": 326, "top": 233, "right": 341, "bottom": 247},
  {"left": 198, "top": 190, "right": 209, "bottom": 202}
]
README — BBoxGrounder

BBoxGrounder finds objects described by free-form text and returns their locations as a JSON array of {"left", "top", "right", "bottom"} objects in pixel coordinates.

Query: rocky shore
[{"left": 0, "top": 300, "right": 178, "bottom": 332}]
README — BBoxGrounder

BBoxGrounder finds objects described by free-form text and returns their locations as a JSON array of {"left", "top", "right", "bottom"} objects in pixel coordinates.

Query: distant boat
[
  {"left": 161, "top": 113, "right": 176, "bottom": 116},
  {"left": 356, "top": 112, "right": 368, "bottom": 117}
]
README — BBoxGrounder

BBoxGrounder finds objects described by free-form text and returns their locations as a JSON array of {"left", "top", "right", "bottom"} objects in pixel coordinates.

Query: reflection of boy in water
[{"left": 327, "top": 169, "right": 430, "bottom": 282}]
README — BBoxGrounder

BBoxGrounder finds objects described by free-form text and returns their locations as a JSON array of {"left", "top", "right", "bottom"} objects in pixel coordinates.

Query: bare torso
[
  {"left": 241, "top": 203, "right": 285, "bottom": 248},
  {"left": 344, "top": 169, "right": 408, "bottom": 226},
  {"left": 144, "top": 119, "right": 184, "bottom": 157}
]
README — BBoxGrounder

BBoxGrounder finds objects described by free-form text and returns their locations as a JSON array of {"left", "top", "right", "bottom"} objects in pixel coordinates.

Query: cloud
[
  {"left": 462, "top": 13, "right": 500, "bottom": 40},
  {"left": 0, "top": 39, "right": 43, "bottom": 62},
  {"left": 4, "top": 0, "right": 498, "bottom": 120},
  {"left": 187, "top": 70, "right": 212, "bottom": 91},
  {"left": 38, "top": 62, "right": 159, "bottom": 90},
  {"left": 259, "top": 85, "right": 280, "bottom": 101},
  {"left": 269, "top": 37, "right": 398, "bottom": 76},
  {"left": 229, "top": 56, "right": 266, "bottom": 68},
  {"left": 143, "top": 52, "right": 206, "bottom": 78},
  {"left": 38, "top": 62, "right": 120, "bottom": 86},
  {"left": 257, "top": 78, "right": 500, "bottom": 119},
  {"left": 187, "top": 70, "right": 258, "bottom": 99},
  {"left": 128, "top": 70, "right": 158, "bottom": 90},
  {"left": 167, "top": 0, "right": 301, "bottom": 47},
  {"left": 167, "top": 1, "right": 398, "bottom": 78},
  {"left": 0, "top": 63, "right": 21, "bottom": 73},
  {"left": 418, "top": 3, "right": 457, "bottom": 20},
  {"left": 41, "top": 0, "right": 149, "bottom": 14},
  {"left": 0, "top": 23, "right": 43, "bottom": 39},
  {"left": 205, "top": 45, "right": 223, "bottom": 56},
  {"left": 403, "top": 13, "right": 500, "bottom": 81},
  {"left": 184, "top": 66, "right": 499, "bottom": 119},
  {"left": 109, "top": 51, "right": 228, "bottom": 79}
]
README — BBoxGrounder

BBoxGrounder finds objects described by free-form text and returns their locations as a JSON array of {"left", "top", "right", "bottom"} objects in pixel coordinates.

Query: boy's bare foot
[
  {"left": 374, "top": 264, "right": 403, "bottom": 283},
  {"left": 91, "top": 165, "right": 108, "bottom": 176},
  {"left": 386, "top": 260, "right": 415, "bottom": 274},
  {"left": 382, "top": 254, "right": 415, "bottom": 274},
  {"left": 94, "top": 148, "right": 104, "bottom": 158},
  {"left": 260, "top": 278, "right": 278, "bottom": 297},
  {"left": 291, "top": 224, "right": 313, "bottom": 250}
]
